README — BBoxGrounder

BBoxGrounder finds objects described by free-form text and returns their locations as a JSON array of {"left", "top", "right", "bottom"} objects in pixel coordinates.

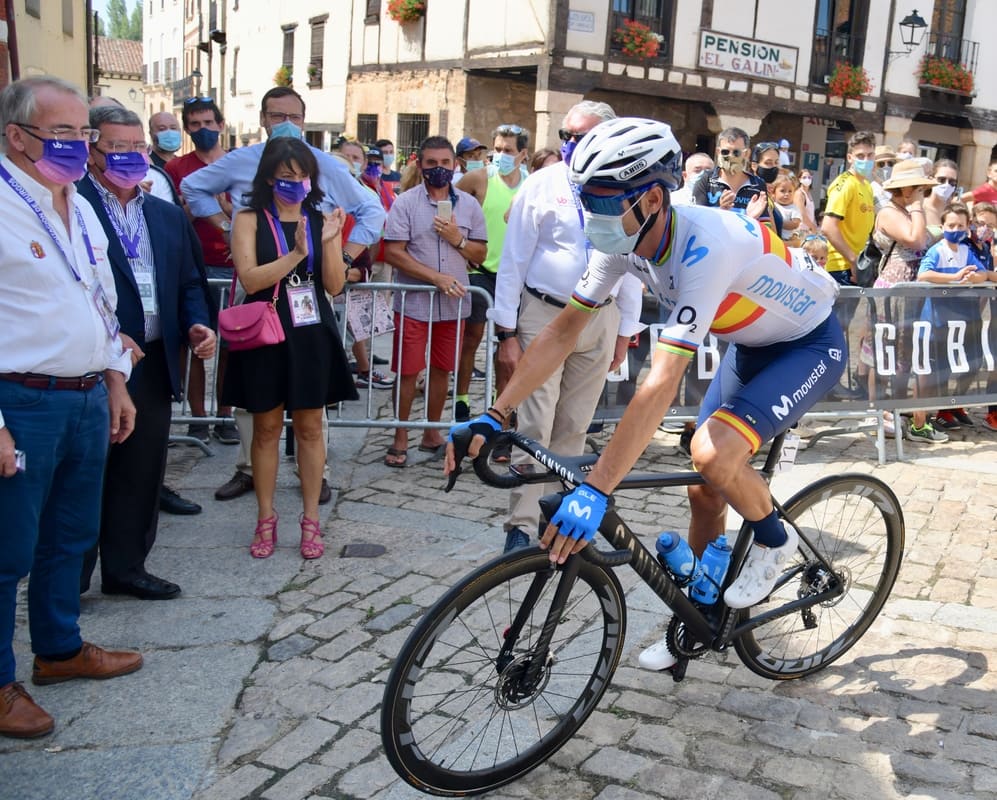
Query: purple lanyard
[
  {"left": 0, "top": 160, "right": 97, "bottom": 281},
  {"left": 99, "top": 191, "right": 143, "bottom": 260},
  {"left": 264, "top": 206, "right": 314, "bottom": 278},
  {"left": 568, "top": 178, "right": 593, "bottom": 261}
]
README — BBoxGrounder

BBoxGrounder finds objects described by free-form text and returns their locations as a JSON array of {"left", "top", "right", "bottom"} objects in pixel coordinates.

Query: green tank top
[{"left": 479, "top": 172, "right": 521, "bottom": 273}]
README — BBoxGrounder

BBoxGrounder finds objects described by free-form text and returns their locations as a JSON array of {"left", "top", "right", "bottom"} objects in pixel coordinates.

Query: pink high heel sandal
[
  {"left": 250, "top": 513, "right": 278, "bottom": 558},
  {"left": 299, "top": 514, "right": 324, "bottom": 559}
]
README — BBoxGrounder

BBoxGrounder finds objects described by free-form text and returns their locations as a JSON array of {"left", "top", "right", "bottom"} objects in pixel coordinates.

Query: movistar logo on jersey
[{"left": 745, "top": 275, "right": 818, "bottom": 316}]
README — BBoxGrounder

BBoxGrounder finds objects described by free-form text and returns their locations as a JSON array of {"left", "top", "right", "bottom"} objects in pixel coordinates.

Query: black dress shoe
[
  {"left": 214, "top": 470, "right": 254, "bottom": 501},
  {"left": 159, "top": 486, "right": 202, "bottom": 515},
  {"left": 101, "top": 573, "right": 181, "bottom": 600},
  {"left": 319, "top": 478, "right": 332, "bottom": 505}
]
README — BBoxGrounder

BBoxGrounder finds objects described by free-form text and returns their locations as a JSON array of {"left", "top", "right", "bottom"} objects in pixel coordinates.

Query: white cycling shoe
[
  {"left": 637, "top": 626, "right": 679, "bottom": 671},
  {"left": 724, "top": 526, "right": 799, "bottom": 609}
]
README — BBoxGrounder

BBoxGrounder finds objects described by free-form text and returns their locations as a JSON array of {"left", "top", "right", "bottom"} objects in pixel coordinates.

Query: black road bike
[{"left": 380, "top": 429, "right": 904, "bottom": 796}]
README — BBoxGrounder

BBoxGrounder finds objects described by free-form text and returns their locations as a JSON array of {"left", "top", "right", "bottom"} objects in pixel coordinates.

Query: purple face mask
[
  {"left": 560, "top": 139, "right": 577, "bottom": 166},
  {"left": 102, "top": 151, "right": 150, "bottom": 189},
  {"left": 422, "top": 166, "right": 454, "bottom": 188},
  {"left": 273, "top": 177, "right": 311, "bottom": 204},
  {"left": 30, "top": 138, "right": 90, "bottom": 184}
]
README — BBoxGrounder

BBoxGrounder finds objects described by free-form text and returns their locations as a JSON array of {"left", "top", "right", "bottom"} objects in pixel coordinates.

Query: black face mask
[
  {"left": 422, "top": 166, "right": 454, "bottom": 188},
  {"left": 756, "top": 165, "right": 779, "bottom": 184}
]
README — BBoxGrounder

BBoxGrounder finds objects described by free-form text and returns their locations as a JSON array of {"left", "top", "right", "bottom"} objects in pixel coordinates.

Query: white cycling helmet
[{"left": 569, "top": 117, "right": 683, "bottom": 192}]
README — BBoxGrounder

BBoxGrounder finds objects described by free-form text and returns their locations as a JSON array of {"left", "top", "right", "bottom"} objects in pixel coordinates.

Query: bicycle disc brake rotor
[
  {"left": 799, "top": 560, "right": 849, "bottom": 608},
  {"left": 494, "top": 651, "right": 554, "bottom": 710}
]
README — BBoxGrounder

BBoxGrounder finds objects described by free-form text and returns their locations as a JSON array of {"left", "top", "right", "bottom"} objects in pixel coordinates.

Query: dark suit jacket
[{"left": 78, "top": 176, "right": 212, "bottom": 398}]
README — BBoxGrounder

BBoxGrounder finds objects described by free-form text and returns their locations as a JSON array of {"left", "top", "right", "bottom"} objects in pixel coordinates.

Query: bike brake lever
[{"left": 444, "top": 428, "right": 473, "bottom": 492}]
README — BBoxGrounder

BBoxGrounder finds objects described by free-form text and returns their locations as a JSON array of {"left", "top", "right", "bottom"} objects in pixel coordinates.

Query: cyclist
[{"left": 445, "top": 117, "right": 847, "bottom": 671}]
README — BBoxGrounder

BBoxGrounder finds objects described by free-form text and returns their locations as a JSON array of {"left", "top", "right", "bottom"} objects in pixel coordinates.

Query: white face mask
[
  {"left": 933, "top": 183, "right": 955, "bottom": 200},
  {"left": 582, "top": 195, "right": 651, "bottom": 254},
  {"left": 800, "top": 176, "right": 813, "bottom": 186},
  {"left": 896, "top": 152, "right": 913, "bottom": 161}
]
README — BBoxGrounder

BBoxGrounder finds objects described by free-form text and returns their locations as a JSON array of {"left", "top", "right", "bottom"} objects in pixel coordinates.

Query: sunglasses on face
[
  {"left": 936, "top": 177, "right": 958, "bottom": 186},
  {"left": 718, "top": 148, "right": 745, "bottom": 157},
  {"left": 558, "top": 129, "right": 587, "bottom": 143},
  {"left": 578, "top": 186, "right": 647, "bottom": 216},
  {"left": 877, "top": 160, "right": 896, "bottom": 167}
]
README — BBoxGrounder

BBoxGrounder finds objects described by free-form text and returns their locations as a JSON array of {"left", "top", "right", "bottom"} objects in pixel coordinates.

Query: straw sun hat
[{"left": 881, "top": 158, "right": 938, "bottom": 191}]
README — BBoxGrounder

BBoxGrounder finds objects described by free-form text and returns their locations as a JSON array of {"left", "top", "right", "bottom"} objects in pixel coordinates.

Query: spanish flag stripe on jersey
[
  {"left": 759, "top": 222, "right": 793, "bottom": 266},
  {"left": 712, "top": 409, "right": 763, "bottom": 453},
  {"left": 710, "top": 293, "right": 766, "bottom": 335}
]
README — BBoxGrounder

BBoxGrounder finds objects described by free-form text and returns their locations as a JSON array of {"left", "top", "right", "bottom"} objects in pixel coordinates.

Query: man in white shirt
[
  {"left": 489, "top": 101, "right": 644, "bottom": 552},
  {"left": 0, "top": 77, "right": 143, "bottom": 740},
  {"left": 669, "top": 152, "right": 715, "bottom": 207}
]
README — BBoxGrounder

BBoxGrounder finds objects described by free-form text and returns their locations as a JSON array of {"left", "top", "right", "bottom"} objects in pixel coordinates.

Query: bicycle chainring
[{"left": 666, "top": 616, "right": 709, "bottom": 659}]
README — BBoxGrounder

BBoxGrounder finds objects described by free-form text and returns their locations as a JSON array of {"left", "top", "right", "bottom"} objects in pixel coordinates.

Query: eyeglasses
[
  {"left": 558, "top": 129, "right": 587, "bottom": 143},
  {"left": 96, "top": 141, "right": 152, "bottom": 155},
  {"left": 718, "top": 148, "right": 745, "bottom": 157},
  {"left": 183, "top": 96, "right": 214, "bottom": 105},
  {"left": 496, "top": 124, "right": 523, "bottom": 135},
  {"left": 264, "top": 111, "right": 305, "bottom": 124},
  {"left": 578, "top": 186, "right": 646, "bottom": 216},
  {"left": 936, "top": 177, "right": 958, "bottom": 186},
  {"left": 15, "top": 123, "right": 100, "bottom": 143}
]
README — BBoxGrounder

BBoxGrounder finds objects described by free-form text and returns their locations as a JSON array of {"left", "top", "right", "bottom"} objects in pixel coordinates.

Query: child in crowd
[
  {"left": 770, "top": 173, "right": 803, "bottom": 246},
  {"left": 801, "top": 233, "right": 829, "bottom": 267},
  {"left": 969, "top": 202, "right": 997, "bottom": 430},
  {"left": 918, "top": 203, "right": 992, "bottom": 430}
]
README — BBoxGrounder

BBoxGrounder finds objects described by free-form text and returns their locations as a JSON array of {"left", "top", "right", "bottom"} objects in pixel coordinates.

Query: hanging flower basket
[
  {"left": 918, "top": 55, "right": 974, "bottom": 95},
  {"left": 274, "top": 65, "right": 292, "bottom": 88},
  {"left": 613, "top": 19, "right": 663, "bottom": 61},
  {"left": 388, "top": 0, "right": 426, "bottom": 23},
  {"left": 827, "top": 61, "right": 871, "bottom": 100}
]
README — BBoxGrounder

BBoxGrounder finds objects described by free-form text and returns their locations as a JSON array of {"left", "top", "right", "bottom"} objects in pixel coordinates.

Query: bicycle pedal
[{"left": 669, "top": 657, "right": 689, "bottom": 682}]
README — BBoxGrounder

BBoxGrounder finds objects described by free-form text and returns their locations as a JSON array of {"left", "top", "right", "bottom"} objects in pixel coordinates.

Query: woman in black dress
[{"left": 223, "top": 137, "right": 357, "bottom": 559}]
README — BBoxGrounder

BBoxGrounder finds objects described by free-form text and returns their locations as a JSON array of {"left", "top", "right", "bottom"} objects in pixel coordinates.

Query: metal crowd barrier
[{"left": 172, "top": 280, "right": 997, "bottom": 464}]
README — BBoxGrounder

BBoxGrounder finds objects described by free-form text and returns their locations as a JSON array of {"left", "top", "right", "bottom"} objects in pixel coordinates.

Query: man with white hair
[
  {"left": 488, "top": 100, "right": 644, "bottom": 552},
  {"left": 669, "top": 152, "right": 715, "bottom": 207}
]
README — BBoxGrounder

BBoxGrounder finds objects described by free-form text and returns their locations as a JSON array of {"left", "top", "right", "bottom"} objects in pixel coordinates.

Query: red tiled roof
[{"left": 96, "top": 37, "right": 143, "bottom": 78}]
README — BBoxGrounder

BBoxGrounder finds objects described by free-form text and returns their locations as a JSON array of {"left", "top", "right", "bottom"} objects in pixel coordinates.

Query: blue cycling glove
[
  {"left": 550, "top": 483, "right": 609, "bottom": 543},
  {"left": 447, "top": 412, "right": 502, "bottom": 444}
]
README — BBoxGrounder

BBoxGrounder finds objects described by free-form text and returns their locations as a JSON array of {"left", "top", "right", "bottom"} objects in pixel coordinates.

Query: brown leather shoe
[
  {"left": 0, "top": 682, "right": 54, "bottom": 738},
  {"left": 32, "top": 642, "right": 143, "bottom": 686},
  {"left": 214, "top": 470, "right": 254, "bottom": 501}
]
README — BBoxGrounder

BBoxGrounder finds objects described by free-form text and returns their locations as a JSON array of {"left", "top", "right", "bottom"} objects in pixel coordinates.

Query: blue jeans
[{"left": 0, "top": 379, "right": 109, "bottom": 684}]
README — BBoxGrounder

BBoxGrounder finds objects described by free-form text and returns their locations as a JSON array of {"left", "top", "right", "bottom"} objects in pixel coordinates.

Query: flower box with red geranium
[
  {"left": 918, "top": 55, "right": 974, "bottom": 95},
  {"left": 613, "top": 19, "right": 664, "bottom": 61},
  {"left": 827, "top": 61, "right": 872, "bottom": 100},
  {"left": 388, "top": 0, "right": 426, "bottom": 23}
]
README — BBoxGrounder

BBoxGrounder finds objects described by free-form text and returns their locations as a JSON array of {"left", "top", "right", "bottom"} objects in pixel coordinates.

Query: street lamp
[
  {"left": 888, "top": 9, "right": 928, "bottom": 61},
  {"left": 191, "top": 68, "right": 203, "bottom": 95}
]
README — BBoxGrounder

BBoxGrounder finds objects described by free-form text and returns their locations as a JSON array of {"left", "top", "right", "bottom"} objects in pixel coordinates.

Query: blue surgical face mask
[
  {"left": 189, "top": 127, "right": 219, "bottom": 152},
  {"left": 561, "top": 140, "right": 577, "bottom": 166},
  {"left": 582, "top": 194, "right": 653, "bottom": 254},
  {"left": 382, "top": 154, "right": 395, "bottom": 169},
  {"left": 273, "top": 177, "right": 311, "bottom": 205},
  {"left": 853, "top": 158, "right": 874, "bottom": 179},
  {"left": 942, "top": 229, "right": 967, "bottom": 245},
  {"left": 493, "top": 152, "right": 517, "bottom": 176},
  {"left": 349, "top": 161, "right": 362, "bottom": 178},
  {"left": 464, "top": 160, "right": 484, "bottom": 172},
  {"left": 270, "top": 120, "right": 303, "bottom": 140},
  {"left": 156, "top": 129, "right": 181, "bottom": 152}
]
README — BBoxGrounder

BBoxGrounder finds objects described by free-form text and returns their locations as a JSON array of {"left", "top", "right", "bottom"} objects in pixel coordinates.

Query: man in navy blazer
[{"left": 78, "top": 105, "right": 215, "bottom": 600}]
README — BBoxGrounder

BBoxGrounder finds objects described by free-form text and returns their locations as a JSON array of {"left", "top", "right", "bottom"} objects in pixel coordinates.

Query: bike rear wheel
[
  {"left": 734, "top": 474, "right": 904, "bottom": 680},
  {"left": 381, "top": 548, "right": 626, "bottom": 796}
]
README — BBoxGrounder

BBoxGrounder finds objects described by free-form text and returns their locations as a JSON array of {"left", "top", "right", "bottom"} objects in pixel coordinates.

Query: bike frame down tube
[{"left": 597, "top": 508, "right": 715, "bottom": 645}]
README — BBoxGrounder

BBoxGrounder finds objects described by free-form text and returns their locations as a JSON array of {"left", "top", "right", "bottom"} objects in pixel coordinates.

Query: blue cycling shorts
[{"left": 696, "top": 314, "right": 846, "bottom": 453}]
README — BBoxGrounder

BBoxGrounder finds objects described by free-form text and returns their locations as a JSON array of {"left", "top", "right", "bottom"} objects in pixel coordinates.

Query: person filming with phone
[{"left": 381, "top": 135, "right": 487, "bottom": 467}]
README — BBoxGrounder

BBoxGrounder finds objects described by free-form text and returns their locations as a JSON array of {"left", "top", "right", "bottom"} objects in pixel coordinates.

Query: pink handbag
[{"left": 217, "top": 210, "right": 289, "bottom": 351}]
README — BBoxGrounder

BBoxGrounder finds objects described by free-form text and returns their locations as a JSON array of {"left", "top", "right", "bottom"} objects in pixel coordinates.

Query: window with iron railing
[
  {"left": 397, "top": 114, "right": 430, "bottom": 158},
  {"left": 924, "top": 31, "right": 978, "bottom": 73},
  {"left": 608, "top": 0, "right": 673, "bottom": 61},
  {"left": 809, "top": 0, "right": 869, "bottom": 89},
  {"left": 357, "top": 114, "right": 378, "bottom": 144}
]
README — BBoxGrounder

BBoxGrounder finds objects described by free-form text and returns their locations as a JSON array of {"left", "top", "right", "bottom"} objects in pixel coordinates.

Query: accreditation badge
[
  {"left": 288, "top": 283, "right": 320, "bottom": 327},
  {"left": 92, "top": 280, "right": 121, "bottom": 339}
]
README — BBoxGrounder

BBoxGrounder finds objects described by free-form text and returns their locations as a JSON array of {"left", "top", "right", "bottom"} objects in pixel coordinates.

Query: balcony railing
[
  {"left": 608, "top": 7, "right": 671, "bottom": 62},
  {"left": 809, "top": 28, "right": 866, "bottom": 89},
  {"left": 923, "top": 31, "right": 978, "bottom": 74}
]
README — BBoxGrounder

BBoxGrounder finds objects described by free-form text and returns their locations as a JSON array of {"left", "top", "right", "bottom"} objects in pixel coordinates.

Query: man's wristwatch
[
  {"left": 218, "top": 219, "right": 232, "bottom": 233},
  {"left": 457, "top": 237, "right": 467, "bottom": 251},
  {"left": 495, "top": 329, "right": 517, "bottom": 342}
]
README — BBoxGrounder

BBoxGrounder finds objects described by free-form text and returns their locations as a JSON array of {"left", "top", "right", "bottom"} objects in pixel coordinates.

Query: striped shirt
[{"left": 88, "top": 174, "right": 161, "bottom": 341}]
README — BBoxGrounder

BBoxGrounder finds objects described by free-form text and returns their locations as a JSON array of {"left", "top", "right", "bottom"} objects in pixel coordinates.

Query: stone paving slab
[{"left": 4, "top": 409, "right": 997, "bottom": 800}]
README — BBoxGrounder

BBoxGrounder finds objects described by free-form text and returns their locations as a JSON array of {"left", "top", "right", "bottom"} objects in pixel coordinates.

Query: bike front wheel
[
  {"left": 381, "top": 548, "right": 627, "bottom": 796},
  {"left": 734, "top": 474, "right": 904, "bottom": 680}
]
